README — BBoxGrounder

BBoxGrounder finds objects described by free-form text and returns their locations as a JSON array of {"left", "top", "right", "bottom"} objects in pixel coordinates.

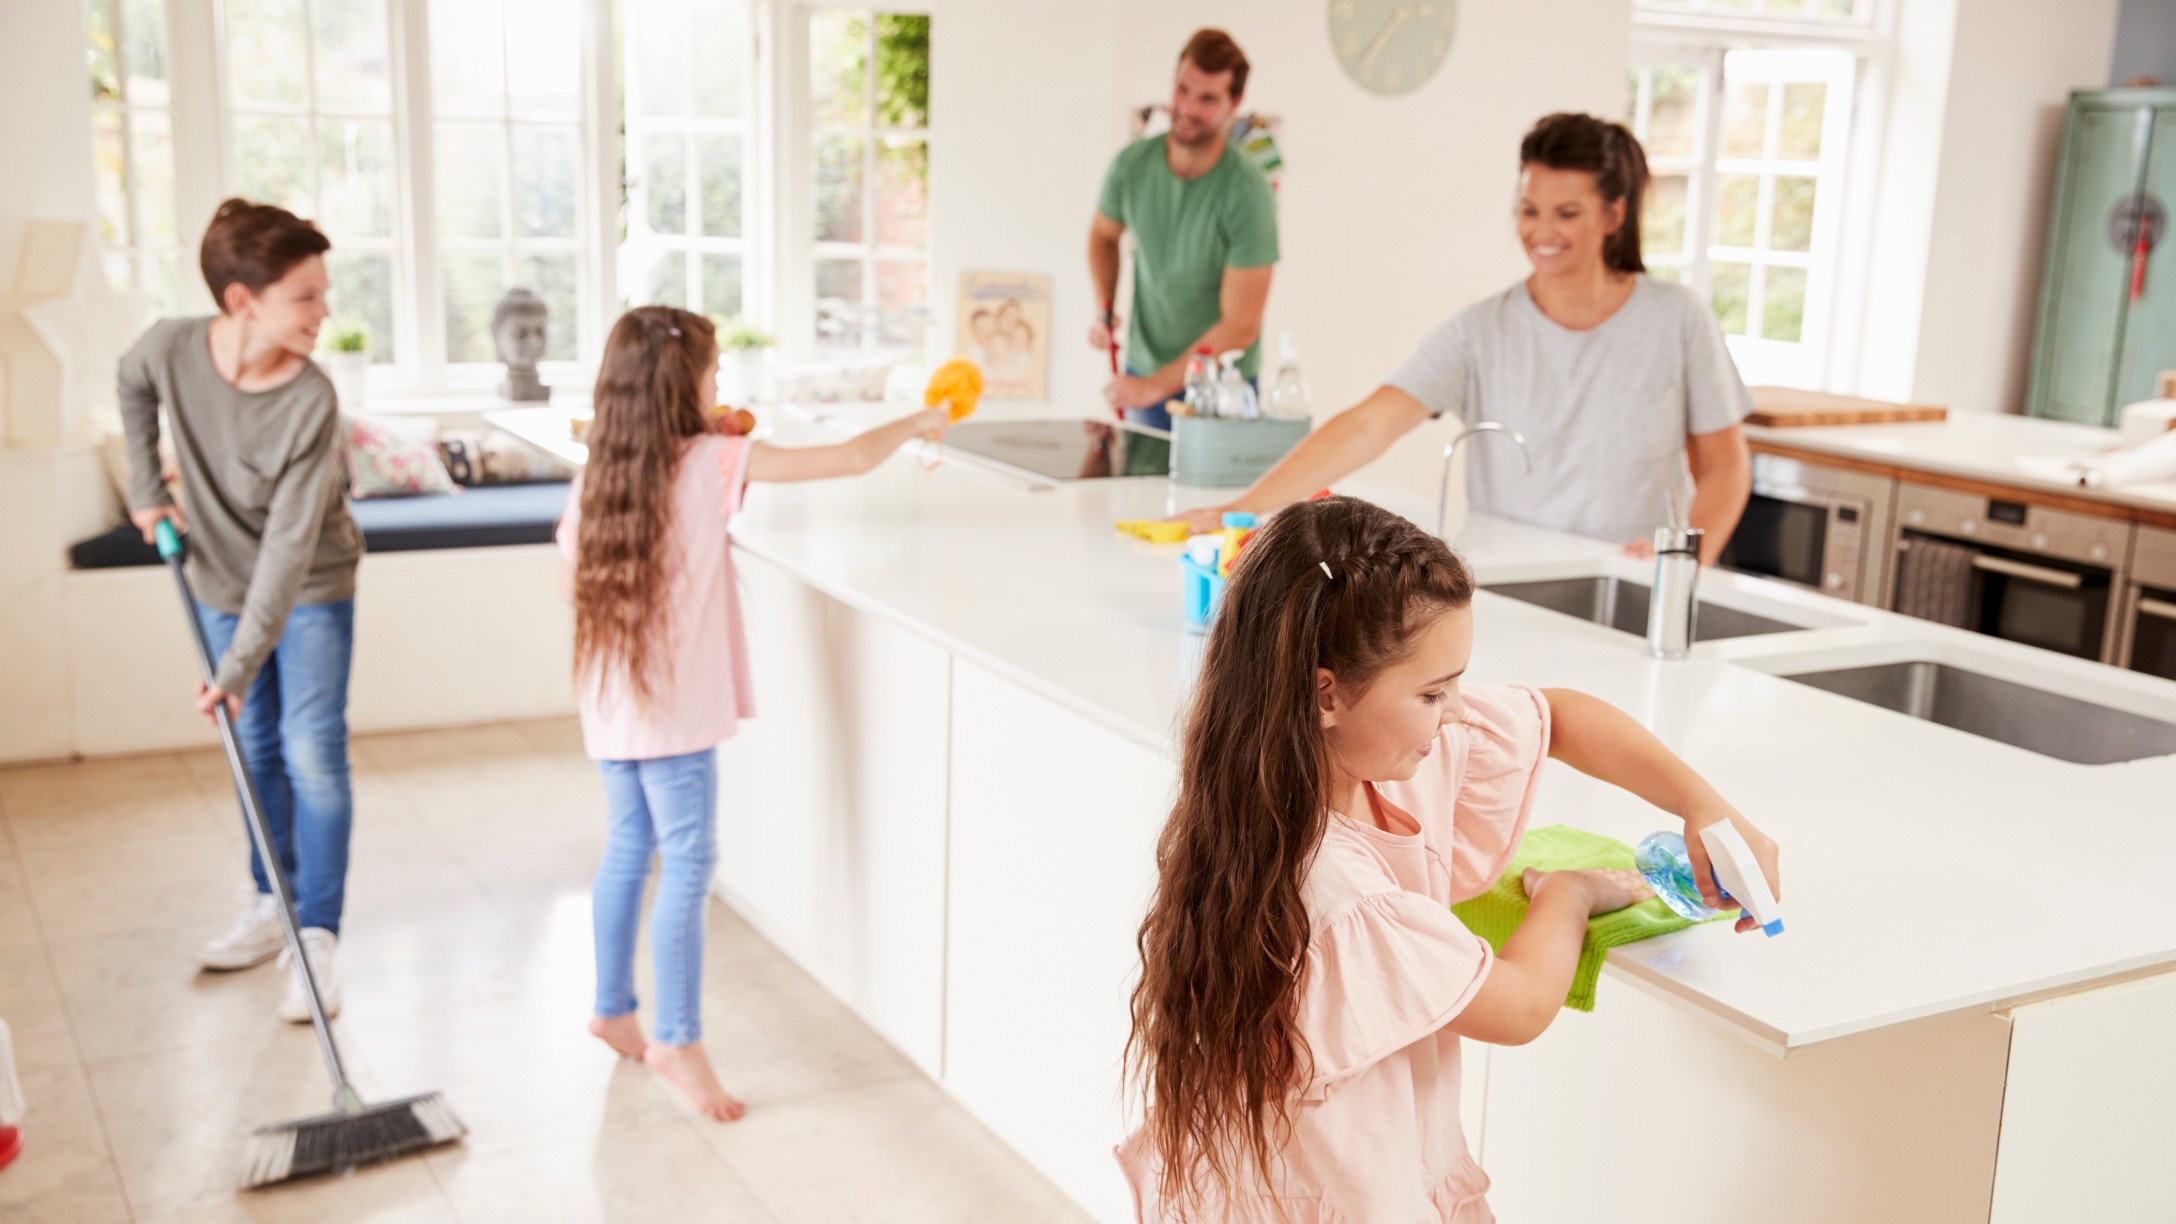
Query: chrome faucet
[
  {"left": 1437, "top": 422, "right": 1533, "bottom": 539},
  {"left": 1648, "top": 487, "right": 1704, "bottom": 659}
]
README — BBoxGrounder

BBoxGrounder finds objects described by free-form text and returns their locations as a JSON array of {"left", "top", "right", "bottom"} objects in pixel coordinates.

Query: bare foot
[
  {"left": 588, "top": 1013, "right": 648, "bottom": 1060},
  {"left": 644, "top": 1041, "right": 746, "bottom": 1122}
]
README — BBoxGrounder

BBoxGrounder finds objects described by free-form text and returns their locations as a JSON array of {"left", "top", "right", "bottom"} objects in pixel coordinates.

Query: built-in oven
[
  {"left": 2117, "top": 525, "right": 2176, "bottom": 681},
  {"left": 1719, "top": 453, "right": 1894, "bottom": 605},
  {"left": 1888, "top": 482, "right": 2134, "bottom": 663}
]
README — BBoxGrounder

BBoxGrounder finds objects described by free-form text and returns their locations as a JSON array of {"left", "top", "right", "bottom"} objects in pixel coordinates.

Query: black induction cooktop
[{"left": 941, "top": 418, "right": 1172, "bottom": 481}]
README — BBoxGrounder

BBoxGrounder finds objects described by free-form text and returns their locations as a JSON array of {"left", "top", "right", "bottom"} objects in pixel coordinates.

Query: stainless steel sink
[
  {"left": 1483, "top": 577, "right": 1809, "bottom": 643},
  {"left": 1778, "top": 660, "right": 2176, "bottom": 765}
]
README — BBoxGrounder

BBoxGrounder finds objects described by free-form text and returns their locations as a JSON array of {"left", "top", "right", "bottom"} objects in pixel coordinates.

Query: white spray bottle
[{"left": 1699, "top": 823, "right": 1784, "bottom": 937}]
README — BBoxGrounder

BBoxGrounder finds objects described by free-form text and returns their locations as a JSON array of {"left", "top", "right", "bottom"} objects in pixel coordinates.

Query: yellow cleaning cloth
[
  {"left": 926, "top": 359, "right": 984, "bottom": 421},
  {"left": 1115, "top": 520, "right": 1192, "bottom": 544}
]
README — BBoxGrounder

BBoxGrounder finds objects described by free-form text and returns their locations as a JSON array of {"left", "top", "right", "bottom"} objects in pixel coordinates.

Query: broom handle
[{"left": 155, "top": 521, "right": 358, "bottom": 1105}]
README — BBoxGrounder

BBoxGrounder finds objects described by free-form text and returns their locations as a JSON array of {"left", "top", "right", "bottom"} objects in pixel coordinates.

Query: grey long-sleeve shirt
[{"left": 118, "top": 317, "right": 363, "bottom": 695}]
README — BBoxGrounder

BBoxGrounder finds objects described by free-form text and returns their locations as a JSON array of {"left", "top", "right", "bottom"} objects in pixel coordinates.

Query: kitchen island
[{"left": 495, "top": 404, "right": 2176, "bottom": 1224}]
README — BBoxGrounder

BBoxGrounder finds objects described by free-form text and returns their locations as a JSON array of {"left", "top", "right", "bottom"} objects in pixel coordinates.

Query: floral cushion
[{"left": 345, "top": 413, "right": 458, "bottom": 499}]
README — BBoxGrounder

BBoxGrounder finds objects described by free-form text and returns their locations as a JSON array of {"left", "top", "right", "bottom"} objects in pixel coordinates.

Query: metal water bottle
[{"left": 1648, "top": 523, "right": 1704, "bottom": 659}]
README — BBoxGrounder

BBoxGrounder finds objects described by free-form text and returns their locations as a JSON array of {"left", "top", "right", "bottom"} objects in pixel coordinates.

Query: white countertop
[
  {"left": 492, "top": 403, "right": 2176, "bottom": 1056},
  {"left": 1745, "top": 413, "right": 2176, "bottom": 516}
]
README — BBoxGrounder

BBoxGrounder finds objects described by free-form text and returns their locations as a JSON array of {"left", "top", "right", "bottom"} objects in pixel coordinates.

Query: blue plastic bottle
[{"left": 1633, "top": 830, "right": 1729, "bottom": 921}]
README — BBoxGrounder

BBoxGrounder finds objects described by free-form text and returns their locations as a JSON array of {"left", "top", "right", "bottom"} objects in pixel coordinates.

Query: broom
[{"left": 154, "top": 519, "right": 465, "bottom": 1188}]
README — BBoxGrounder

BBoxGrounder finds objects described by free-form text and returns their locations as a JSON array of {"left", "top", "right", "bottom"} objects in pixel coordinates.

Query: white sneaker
[
  {"left": 196, "top": 889, "right": 284, "bottom": 971},
  {"left": 278, "top": 928, "right": 341, "bottom": 1024}
]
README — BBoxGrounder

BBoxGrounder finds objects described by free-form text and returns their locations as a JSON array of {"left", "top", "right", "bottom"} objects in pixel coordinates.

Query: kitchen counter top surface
[
  {"left": 1745, "top": 413, "right": 2176, "bottom": 519},
  {"left": 493, "top": 402, "right": 2176, "bottom": 1055}
]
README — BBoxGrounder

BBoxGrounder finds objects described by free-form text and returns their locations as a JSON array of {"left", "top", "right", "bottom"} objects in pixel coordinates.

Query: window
[
  {"left": 621, "top": 0, "right": 760, "bottom": 323},
  {"left": 1628, "top": 13, "right": 1864, "bottom": 386},
  {"left": 802, "top": 9, "right": 930, "bottom": 357},
  {"left": 210, "top": 0, "right": 606, "bottom": 386},
  {"left": 223, "top": 0, "right": 403, "bottom": 363},
  {"left": 83, "top": 0, "right": 183, "bottom": 313},
  {"left": 427, "top": 0, "right": 586, "bottom": 365}
]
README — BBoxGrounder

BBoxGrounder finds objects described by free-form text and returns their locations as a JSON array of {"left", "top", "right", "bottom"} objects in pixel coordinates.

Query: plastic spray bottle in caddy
[
  {"left": 1215, "top": 350, "right": 1261, "bottom": 421},
  {"left": 1634, "top": 825, "right": 1785, "bottom": 936},
  {"left": 1182, "top": 346, "right": 1218, "bottom": 418},
  {"left": 1264, "top": 332, "right": 1311, "bottom": 421}
]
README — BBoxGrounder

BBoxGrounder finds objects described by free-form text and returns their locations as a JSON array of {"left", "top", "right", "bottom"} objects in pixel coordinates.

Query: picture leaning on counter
[{"left": 1183, "top": 113, "right": 1753, "bottom": 565}]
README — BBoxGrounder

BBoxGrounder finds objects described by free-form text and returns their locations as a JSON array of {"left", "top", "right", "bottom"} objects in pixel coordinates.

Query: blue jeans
[
  {"left": 593, "top": 749, "right": 718, "bottom": 1046},
  {"left": 194, "top": 599, "right": 356, "bottom": 934}
]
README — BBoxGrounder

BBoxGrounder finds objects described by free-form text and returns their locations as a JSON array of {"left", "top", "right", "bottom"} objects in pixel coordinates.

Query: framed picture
[{"left": 956, "top": 271, "right": 1052, "bottom": 400}]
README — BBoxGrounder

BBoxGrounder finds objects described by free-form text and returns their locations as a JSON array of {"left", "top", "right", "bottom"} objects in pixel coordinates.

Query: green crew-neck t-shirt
[{"left": 1096, "top": 136, "right": 1279, "bottom": 380}]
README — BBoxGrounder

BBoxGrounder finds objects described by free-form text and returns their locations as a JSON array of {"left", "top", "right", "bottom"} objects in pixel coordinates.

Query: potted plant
[
  {"left": 323, "top": 321, "right": 371, "bottom": 412},
  {"left": 711, "top": 317, "right": 774, "bottom": 406}
]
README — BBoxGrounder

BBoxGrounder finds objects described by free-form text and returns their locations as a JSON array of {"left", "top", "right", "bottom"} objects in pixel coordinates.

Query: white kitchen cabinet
[
  {"left": 1480, "top": 979, "right": 2010, "bottom": 1223},
  {"left": 713, "top": 551, "right": 951, "bottom": 1076},
  {"left": 943, "top": 659, "right": 1174, "bottom": 1224},
  {"left": 1991, "top": 970, "right": 2176, "bottom": 1221}
]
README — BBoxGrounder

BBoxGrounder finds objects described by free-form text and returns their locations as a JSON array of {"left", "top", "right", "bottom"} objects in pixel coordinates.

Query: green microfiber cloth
[{"left": 1449, "top": 824, "right": 1730, "bottom": 1012}]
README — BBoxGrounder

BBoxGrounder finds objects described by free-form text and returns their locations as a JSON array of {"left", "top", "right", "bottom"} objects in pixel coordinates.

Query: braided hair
[{"left": 1125, "top": 496, "right": 1475, "bottom": 1216}]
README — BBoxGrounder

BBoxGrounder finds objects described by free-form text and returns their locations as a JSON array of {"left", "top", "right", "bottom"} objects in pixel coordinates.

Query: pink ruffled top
[
  {"left": 556, "top": 433, "right": 757, "bottom": 761},
  {"left": 1118, "top": 684, "right": 1552, "bottom": 1223}
]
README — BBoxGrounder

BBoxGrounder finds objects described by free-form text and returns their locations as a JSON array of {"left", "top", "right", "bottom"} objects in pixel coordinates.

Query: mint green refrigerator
[{"left": 2027, "top": 89, "right": 2176, "bottom": 427}]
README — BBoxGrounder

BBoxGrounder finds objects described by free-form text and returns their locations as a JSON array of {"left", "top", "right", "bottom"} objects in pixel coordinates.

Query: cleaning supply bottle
[
  {"left": 1215, "top": 511, "right": 1257, "bottom": 578},
  {"left": 1216, "top": 350, "right": 1260, "bottom": 421},
  {"left": 1265, "top": 332, "right": 1311, "bottom": 421},
  {"left": 1634, "top": 827, "right": 1786, "bottom": 936},
  {"left": 1633, "top": 831, "right": 1727, "bottom": 921},
  {"left": 1183, "top": 347, "right": 1218, "bottom": 418}
]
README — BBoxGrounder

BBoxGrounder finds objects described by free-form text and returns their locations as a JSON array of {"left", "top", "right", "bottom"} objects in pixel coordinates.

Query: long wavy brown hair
[
  {"left": 1126, "top": 496, "right": 1475, "bottom": 1216},
  {"left": 572, "top": 306, "right": 716, "bottom": 706}
]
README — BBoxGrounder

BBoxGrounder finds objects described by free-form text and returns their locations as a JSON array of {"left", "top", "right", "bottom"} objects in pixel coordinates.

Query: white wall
[
  {"left": 1911, "top": 0, "right": 2121, "bottom": 415},
  {"left": 0, "top": 3, "right": 95, "bottom": 296},
  {"left": 928, "top": 0, "right": 1123, "bottom": 413},
  {"left": 0, "top": 1, "right": 107, "bottom": 765}
]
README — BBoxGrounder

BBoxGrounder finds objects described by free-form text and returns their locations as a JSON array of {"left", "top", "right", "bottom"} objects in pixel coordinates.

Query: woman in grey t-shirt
[{"left": 1189, "top": 113, "right": 1752, "bottom": 562}]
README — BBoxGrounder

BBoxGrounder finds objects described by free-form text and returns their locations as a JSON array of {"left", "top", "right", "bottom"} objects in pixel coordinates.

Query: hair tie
[
  {"left": 1318, "top": 561, "right": 1334, "bottom": 580},
  {"left": 667, "top": 326, "right": 682, "bottom": 337}
]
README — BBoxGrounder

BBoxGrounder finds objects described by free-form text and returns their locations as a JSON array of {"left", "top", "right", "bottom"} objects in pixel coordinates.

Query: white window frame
[
  {"left": 777, "top": 0, "right": 934, "bottom": 365},
  {"left": 130, "top": 0, "right": 623, "bottom": 396},
  {"left": 620, "top": 0, "right": 766, "bottom": 328},
  {"left": 406, "top": 0, "right": 598, "bottom": 375},
  {"left": 84, "top": 0, "right": 187, "bottom": 313},
  {"left": 1631, "top": 0, "right": 1892, "bottom": 391},
  {"left": 215, "top": 0, "right": 408, "bottom": 362}
]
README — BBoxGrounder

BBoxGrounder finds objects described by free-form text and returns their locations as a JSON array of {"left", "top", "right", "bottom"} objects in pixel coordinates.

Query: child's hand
[
  {"left": 913, "top": 406, "right": 951, "bottom": 440},
  {"left": 1682, "top": 805, "right": 1781, "bottom": 934},
  {"left": 132, "top": 504, "right": 186, "bottom": 545},
  {"left": 1524, "top": 867, "right": 1652, "bottom": 918}
]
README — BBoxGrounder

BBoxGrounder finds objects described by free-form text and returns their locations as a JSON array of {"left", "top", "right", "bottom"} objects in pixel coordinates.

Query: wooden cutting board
[{"left": 1745, "top": 387, "right": 1949, "bottom": 428}]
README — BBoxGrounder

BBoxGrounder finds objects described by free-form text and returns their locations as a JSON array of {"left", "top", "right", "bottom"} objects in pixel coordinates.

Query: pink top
[
  {"left": 555, "top": 434, "right": 757, "bottom": 761},
  {"left": 1117, "top": 684, "right": 1552, "bottom": 1224}
]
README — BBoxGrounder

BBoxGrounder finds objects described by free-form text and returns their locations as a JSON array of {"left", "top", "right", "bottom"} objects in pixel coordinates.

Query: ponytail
[{"left": 1519, "top": 112, "right": 1650, "bottom": 275}]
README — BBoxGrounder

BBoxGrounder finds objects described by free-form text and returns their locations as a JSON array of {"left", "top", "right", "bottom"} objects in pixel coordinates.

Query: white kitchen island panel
[
  {"left": 1480, "top": 979, "right": 2010, "bottom": 1223},
  {"left": 714, "top": 551, "right": 952, "bottom": 1077},
  {"left": 1991, "top": 970, "right": 2176, "bottom": 1221},
  {"left": 944, "top": 657, "right": 1174, "bottom": 1224}
]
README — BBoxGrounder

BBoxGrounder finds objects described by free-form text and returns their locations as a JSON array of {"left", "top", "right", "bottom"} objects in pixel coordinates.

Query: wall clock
[{"left": 1329, "top": 0, "right": 1457, "bottom": 97}]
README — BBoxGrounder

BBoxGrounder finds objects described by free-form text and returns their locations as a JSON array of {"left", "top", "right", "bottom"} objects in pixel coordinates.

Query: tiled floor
[{"left": 0, "top": 719, "right": 1091, "bottom": 1224}]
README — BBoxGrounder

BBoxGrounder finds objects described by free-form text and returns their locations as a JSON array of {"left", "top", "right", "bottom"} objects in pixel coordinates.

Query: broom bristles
[{"left": 238, "top": 1091, "right": 465, "bottom": 1190}]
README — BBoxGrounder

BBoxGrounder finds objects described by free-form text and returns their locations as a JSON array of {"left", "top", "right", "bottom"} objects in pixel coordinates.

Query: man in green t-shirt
[{"left": 1089, "top": 28, "right": 1279, "bottom": 427}]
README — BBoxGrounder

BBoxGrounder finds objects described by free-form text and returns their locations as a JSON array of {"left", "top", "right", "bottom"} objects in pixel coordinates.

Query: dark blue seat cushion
[{"left": 70, "top": 482, "right": 571, "bottom": 569}]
